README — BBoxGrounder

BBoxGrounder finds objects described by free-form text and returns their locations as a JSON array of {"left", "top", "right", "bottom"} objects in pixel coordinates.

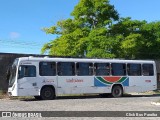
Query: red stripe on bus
[{"left": 103, "top": 77, "right": 121, "bottom": 83}]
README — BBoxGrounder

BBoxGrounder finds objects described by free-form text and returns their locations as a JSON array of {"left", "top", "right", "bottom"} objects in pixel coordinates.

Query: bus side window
[
  {"left": 111, "top": 63, "right": 126, "bottom": 76},
  {"left": 94, "top": 63, "right": 110, "bottom": 76},
  {"left": 142, "top": 64, "right": 154, "bottom": 76},
  {"left": 57, "top": 62, "right": 75, "bottom": 76},
  {"left": 76, "top": 63, "right": 93, "bottom": 76},
  {"left": 39, "top": 62, "right": 56, "bottom": 76},
  {"left": 127, "top": 64, "right": 141, "bottom": 76},
  {"left": 18, "top": 65, "right": 36, "bottom": 79}
]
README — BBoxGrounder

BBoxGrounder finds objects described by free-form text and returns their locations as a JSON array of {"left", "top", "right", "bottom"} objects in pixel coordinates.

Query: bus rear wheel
[
  {"left": 111, "top": 85, "right": 123, "bottom": 98},
  {"left": 40, "top": 86, "right": 55, "bottom": 100}
]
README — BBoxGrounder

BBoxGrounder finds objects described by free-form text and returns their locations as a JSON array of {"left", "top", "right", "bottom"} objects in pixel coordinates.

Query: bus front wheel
[
  {"left": 40, "top": 86, "right": 55, "bottom": 100},
  {"left": 111, "top": 85, "right": 123, "bottom": 98}
]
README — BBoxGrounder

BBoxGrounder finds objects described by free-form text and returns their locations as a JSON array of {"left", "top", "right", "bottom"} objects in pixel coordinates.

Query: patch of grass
[
  {"left": 143, "top": 90, "right": 160, "bottom": 95},
  {"left": 0, "top": 90, "right": 8, "bottom": 99},
  {"left": 153, "top": 90, "right": 160, "bottom": 94},
  {"left": 9, "top": 96, "right": 34, "bottom": 100},
  {"left": 0, "top": 90, "right": 34, "bottom": 100}
]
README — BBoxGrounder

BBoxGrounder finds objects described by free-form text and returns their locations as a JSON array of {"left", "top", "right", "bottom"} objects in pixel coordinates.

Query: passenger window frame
[
  {"left": 18, "top": 65, "right": 36, "bottom": 79},
  {"left": 111, "top": 63, "right": 126, "bottom": 76},
  {"left": 39, "top": 62, "right": 56, "bottom": 76},
  {"left": 94, "top": 63, "right": 110, "bottom": 76},
  {"left": 142, "top": 64, "right": 154, "bottom": 76},
  {"left": 127, "top": 63, "right": 142, "bottom": 76},
  {"left": 57, "top": 62, "right": 75, "bottom": 76},
  {"left": 76, "top": 62, "right": 94, "bottom": 76}
]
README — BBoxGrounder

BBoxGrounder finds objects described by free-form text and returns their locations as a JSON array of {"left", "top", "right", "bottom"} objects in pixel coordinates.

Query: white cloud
[{"left": 10, "top": 32, "right": 20, "bottom": 39}]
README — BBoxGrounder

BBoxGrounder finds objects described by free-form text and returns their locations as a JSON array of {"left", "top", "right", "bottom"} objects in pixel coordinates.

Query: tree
[
  {"left": 42, "top": 0, "right": 119, "bottom": 58},
  {"left": 42, "top": 0, "right": 160, "bottom": 60},
  {"left": 71, "top": 0, "right": 119, "bottom": 28},
  {"left": 110, "top": 17, "right": 147, "bottom": 59},
  {"left": 110, "top": 18, "right": 160, "bottom": 59},
  {"left": 138, "top": 21, "right": 160, "bottom": 59}
]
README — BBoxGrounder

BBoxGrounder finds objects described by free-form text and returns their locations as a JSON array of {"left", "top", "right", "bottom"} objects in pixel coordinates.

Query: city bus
[{"left": 8, "top": 56, "right": 157, "bottom": 100}]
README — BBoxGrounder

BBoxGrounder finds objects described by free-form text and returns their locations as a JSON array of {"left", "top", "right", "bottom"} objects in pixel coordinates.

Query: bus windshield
[{"left": 8, "top": 59, "right": 18, "bottom": 87}]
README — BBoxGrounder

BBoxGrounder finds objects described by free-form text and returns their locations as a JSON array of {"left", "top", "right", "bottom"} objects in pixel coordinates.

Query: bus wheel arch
[
  {"left": 111, "top": 84, "right": 123, "bottom": 98},
  {"left": 40, "top": 85, "right": 56, "bottom": 100}
]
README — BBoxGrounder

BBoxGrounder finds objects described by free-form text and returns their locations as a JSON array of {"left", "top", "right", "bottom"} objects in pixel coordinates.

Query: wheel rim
[
  {"left": 114, "top": 88, "right": 120, "bottom": 96},
  {"left": 44, "top": 90, "right": 52, "bottom": 98},
  {"left": 112, "top": 86, "right": 122, "bottom": 97}
]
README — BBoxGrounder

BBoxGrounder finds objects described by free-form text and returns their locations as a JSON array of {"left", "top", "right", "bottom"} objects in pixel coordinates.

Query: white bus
[{"left": 8, "top": 57, "right": 157, "bottom": 100}]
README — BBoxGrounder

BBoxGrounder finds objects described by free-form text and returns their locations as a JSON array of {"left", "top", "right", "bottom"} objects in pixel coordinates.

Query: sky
[{"left": 0, "top": 0, "right": 160, "bottom": 55}]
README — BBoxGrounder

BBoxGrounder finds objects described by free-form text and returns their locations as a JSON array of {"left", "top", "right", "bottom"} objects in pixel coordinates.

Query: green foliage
[
  {"left": 120, "top": 33, "right": 143, "bottom": 59},
  {"left": 110, "top": 18, "right": 160, "bottom": 59},
  {"left": 42, "top": 0, "right": 119, "bottom": 58},
  {"left": 86, "top": 28, "right": 116, "bottom": 58},
  {"left": 42, "top": 0, "right": 160, "bottom": 59},
  {"left": 71, "top": 0, "right": 119, "bottom": 28}
]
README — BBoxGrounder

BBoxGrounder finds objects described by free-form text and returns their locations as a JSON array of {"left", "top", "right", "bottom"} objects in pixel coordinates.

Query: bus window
[
  {"left": 127, "top": 64, "right": 141, "bottom": 76},
  {"left": 94, "top": 63, "right": 110, "bottom": 76},
  {"left": 111, "top": 63, "right": 126, "bottom": 76},
  {"left": 18, "top": 65, "right": 36, "bottom": 79},
  {"left": 57, "top": 62, "right": 75, "bottom": 76},
  {"left": 39, "top": 62, "right": 56, "bottom": 76},
  {"left": 142, "top": 64, "right": 154, "bottom": 76},
  {"left": 76, "top": 63, "right": 93, "bottom": 76}
]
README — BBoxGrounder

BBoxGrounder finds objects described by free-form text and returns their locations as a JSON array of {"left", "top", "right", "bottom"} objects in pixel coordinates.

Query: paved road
[{"left": 0, "top": 94, "right": 160, "bottom": 120}]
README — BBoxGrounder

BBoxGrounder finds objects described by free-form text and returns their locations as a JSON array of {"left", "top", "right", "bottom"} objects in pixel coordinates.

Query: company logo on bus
[
  {"left": 42, "top": 80, "right": 54, "bottom": 83},
  {"left": 66, "top": 78, "right": 83, "bottom": 83}
]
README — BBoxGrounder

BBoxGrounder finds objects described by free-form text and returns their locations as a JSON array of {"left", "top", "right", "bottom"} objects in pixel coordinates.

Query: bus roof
[{"left": 17, "top": 56, "right": 155, "bottom": 64}]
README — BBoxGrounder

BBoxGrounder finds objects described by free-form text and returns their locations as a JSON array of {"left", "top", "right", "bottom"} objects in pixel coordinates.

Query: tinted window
[
  {"left": 94, "top": 63, "right": 110, "bottom": 76},
  {"left": 142, "top": 64, "right": 154, "bottom": 76},
  {"left": 111, "top": 63, "right": 126, "bottom": 76},
  {"left": 18, "top": 65, "right": 36, "bottom": 79},
  {"left": 76, "top": 63, "right": 93, "bottom": 76},
  {"left": 127, "top": 64, "right": 141, "bottom": 76},
  {"left": 58, "top": 62, "right": 75, "bottom": 76},
  {"left": 39, "top": 62, "right": 56, "bottom": 76}
]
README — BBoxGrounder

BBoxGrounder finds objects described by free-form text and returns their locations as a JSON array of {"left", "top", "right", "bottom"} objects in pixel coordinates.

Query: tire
[
  {"left": 111, "top": 85, "right": 123, "bottom": 98},
  {"left": 34, "top": 96, "right": 42, "bottom": 100},
  {"left": 40, "top": 87, "right": 55, "bottom": 100}
]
